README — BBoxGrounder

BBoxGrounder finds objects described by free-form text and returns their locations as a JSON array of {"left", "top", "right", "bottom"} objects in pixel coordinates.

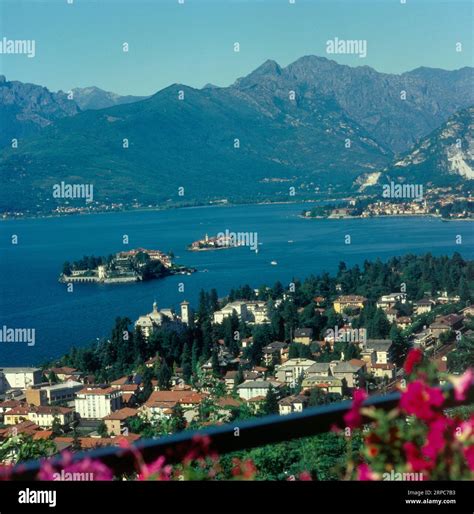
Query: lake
[{"left": 0, "top": 203, "right": 472, "bottom": 365}]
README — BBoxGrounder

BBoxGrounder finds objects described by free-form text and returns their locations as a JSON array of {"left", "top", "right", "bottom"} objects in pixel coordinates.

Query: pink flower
[
  {"left": 403, "top": 442, "right": 434, "bottom": 474},
  {"left": 450, "top": 369, "right": 474, "bottom": 402},
  {"left": 422, "top": 417, "right": 454, "bottom": 460},
  {"left": 343, "top": 389, "right": 368, "bottom": 429},
  {"left": 138, "top": 455, "right": 172, "bottom": 481},
  {"left": 400, "top": 380, "right": 444, "bottom": 421},
  {"left": 464, "top": 445, "right": 474, "bottom": 471},
  {"left": 404, "top": 349, "right": 424, "bottom": 374},
  {"left": 39, "top": 453, "right": 113, "bottom": 481},
  {"left": 298, "top": 471, "right": 312, "bottom": 481},
  {"left": 357, "top": 463, "right": 377, "bottom": 481}
]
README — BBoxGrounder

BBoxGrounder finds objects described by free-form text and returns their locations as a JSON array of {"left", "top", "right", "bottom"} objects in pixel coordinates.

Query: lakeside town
[
  {"left": 302, "top": 187, "right": 474, "bottom": 221},
  {"left": 59, "top": 248, "right": 195, "bottom": 284},
  {"left": 1, "top": 253, "right": 472, "bottom": 475}
]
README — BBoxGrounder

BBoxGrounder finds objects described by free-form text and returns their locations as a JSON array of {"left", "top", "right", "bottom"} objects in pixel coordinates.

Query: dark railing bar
[{"left": 9, "top": 384, "right": 473, "bottom": 480}]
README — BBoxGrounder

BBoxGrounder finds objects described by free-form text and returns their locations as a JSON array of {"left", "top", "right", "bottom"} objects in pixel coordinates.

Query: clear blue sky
[{"left": 0, "top": 0, "right": 472, "bottom": 96}]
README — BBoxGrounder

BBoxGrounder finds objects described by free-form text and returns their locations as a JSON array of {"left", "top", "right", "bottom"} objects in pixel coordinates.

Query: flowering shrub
[{"left": 343, "top": 350, "right": 474, "bottom": 480}]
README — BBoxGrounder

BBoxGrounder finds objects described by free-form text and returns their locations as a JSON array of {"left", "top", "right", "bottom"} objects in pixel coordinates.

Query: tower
[{"left": 180, "top": 300, "right": 191, "bottom": 325}]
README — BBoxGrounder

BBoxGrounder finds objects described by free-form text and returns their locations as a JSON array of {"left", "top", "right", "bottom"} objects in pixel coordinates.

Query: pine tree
[
  {"left": 181, "top": 343, "right": 192, "bottom": 383},
  {"left": 97, "top": 421, "right": 108, "bottom": 438},
  {"left": 211, "top": 348, "right": 220, "bottom": 376},
  {"left": 157, "top": 361, "right": 172, "bottom": 390},
  {"left": 51, "top": 415, "right": 62, "bottom": 437},
  {"left": 460, "top": 276, "right": 471, "bottom": 304},
  {"left": 389, "top": 325, "right": 411, "bottom": 367},
  {"left": 263, "top": 385, "right": 279, "bottom": 415},
  {"left": 191, "top": 340, "right": 200, "bottom": 372},
  {"left": 171, "top": 404, "right": 187, "bottom": 432},
  {"left": 234, "top": 367, "right": 245, "bottom": 389}
]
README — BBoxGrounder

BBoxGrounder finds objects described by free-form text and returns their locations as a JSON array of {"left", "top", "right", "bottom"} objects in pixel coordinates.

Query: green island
[{"left": 59, "top": 248, "right": 195, "bottom": 284}]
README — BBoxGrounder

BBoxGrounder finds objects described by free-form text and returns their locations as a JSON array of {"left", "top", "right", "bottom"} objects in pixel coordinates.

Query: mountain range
[
  {"left": 355, "top": 107, "right": 474, "bottom": 190},
  {"left": 1, "top": 56, "right": 473, "bottom": 214}
]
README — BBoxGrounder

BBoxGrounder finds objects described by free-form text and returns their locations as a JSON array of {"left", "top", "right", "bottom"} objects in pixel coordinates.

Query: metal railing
[{"left": 9, "top": 384, "right": 474, "bottom": 480}]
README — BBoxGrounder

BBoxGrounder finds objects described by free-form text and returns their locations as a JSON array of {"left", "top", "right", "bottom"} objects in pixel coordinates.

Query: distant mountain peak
[
  {"left": 202, "top": 83, "right": 220, "bottom": 90},
  {"left": 255, "top": 59, "right": 282, "bottom": 74},
  {"left": 71, "top": 86, "right": 148, "bottom": 110}
]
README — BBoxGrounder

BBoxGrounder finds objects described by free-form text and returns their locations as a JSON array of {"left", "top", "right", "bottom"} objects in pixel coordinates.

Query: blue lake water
[{"left": 0, "top": 203, "right": 472, "bottom": 366}]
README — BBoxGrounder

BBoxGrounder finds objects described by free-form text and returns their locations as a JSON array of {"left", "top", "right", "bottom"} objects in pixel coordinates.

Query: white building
[
  {"left": 0, "top": 367, "right": 42, "bottom": 392},
  {"left": 245, "top": 301, "right": 270, "bottom": 323},
  {"left": 213, "top": 301, "right": 248, "bottom": 324},
  {"left": 275, "top": 358, "right": 316, "bottom": 386},
  {"left": 135, "top": 301, "right": 176, "bottom": 339},
  {"left": 236, "top": 380, "right": 283, "bottom": 401},
  {"left": 74, "top": 387, "right": 122, "bottom": 419},
  {"left": 213, "top": 300, "right": 269, "bottom": 324},
  {"left": 180, "top": 300, "right": 192, "bottom": 325},
  {"left": 27, "top": 406, "right": 75, "bottom": 428}
]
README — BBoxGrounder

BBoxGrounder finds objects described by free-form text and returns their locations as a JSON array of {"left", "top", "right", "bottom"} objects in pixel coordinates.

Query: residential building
[
  {"left": 293, "top": 328, "right": 313, "bottom": 345},
  {"left": 275, "top": 358, "right": 316, "bottom": 386},
  {"left": 48, "top": 367, "right": 77, "bottom": 381},
  {"left": 213, "top": 301, "right": 248, "bottom": 324},
  {"left": 0, "top": 368, "right": 42, "bottom": 392},
  {"left": 262, "top": 342, "right": 288, "bottom": 365},
  {"left": 301, "top": 375, "right": 343, "bottom": 395},
  {"left": 331, "top": 360, "right": 365, "bottom": 389},
  {"left": 75, "top": 387, "right": 122, "bottom": 419},
  {"left": 429, "top": 314, "right": 464, "bottom": 339},
  {"left": 4, "top": 405, "right": 74, "bottom": 428},
  {"left": 371, "top": 363, "right": 396, "bottom": 380},
  {"left": 245, "top": 301, "right": 270, "bottom": 323},
  {"left": 414, "top": 298, "right": 435, "bottom": 315},
  {"left": 376, "top": 293, "right": 407, "bottom": 311},
  {"left": 333, "top": 295, "right": 367, "bottom": 314},
  {"left": 27, "top": 406, "right": 74, "bottom": 428},
  {"left": 140, "top": 390, "right": 206, "bottom": 422},
  {"left": 278, "top": 394, "right": 308, "bottom": 416},
  {"left": 25, "top": 381, "right": 83, "bottom": 406},
  {"left": 365, "top": 340, "right": 393, "bottom": 364},
  {"left": 236, "top": 380, "right": 283, "bottom": 401},
  {"left": 103, "top": 407, "right": 138, "bottom": 436}
]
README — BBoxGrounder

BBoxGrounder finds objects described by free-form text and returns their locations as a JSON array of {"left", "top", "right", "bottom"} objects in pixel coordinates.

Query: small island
[
  {"left": 187, "top": 233, "right": 243, "bottom": 251},
  {"left": 60, "top": 248, "right": 195, "bottom": 284}
]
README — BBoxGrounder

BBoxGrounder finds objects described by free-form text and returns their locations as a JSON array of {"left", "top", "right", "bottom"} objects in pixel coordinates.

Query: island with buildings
[
  {"left": 187, "top": 233, "right": 244, "bottom": 251},
  {"left": 59, "top": 248, "right": 195, "bottom": 284}
]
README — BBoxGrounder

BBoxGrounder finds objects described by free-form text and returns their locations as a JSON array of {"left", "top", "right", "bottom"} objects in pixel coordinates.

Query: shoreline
[
  {"left": 300, "top": 213, "right": 474, "bottom": 222},
  {"left": 0, "top": 196, "right": 355, "bottom": 222}
]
